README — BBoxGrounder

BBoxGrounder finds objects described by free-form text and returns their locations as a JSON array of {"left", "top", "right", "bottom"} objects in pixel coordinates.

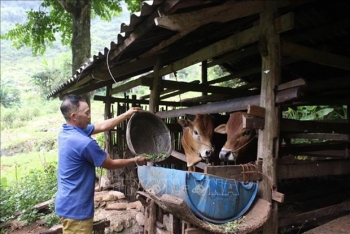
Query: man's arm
[
  {"left": 93, "top": 107, "right": 141, "bottom": 134},
  {"left": 101, "top": 153, "right": 148, "bottom": 170}
]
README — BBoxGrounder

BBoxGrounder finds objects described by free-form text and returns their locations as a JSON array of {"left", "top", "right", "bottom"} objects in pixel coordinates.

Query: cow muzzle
[
  {"left": 219, "top": 150, "right": 236, "bottom": 161},
  {"left": 200, "top": 149, "right": 214, "bottom": 159}
]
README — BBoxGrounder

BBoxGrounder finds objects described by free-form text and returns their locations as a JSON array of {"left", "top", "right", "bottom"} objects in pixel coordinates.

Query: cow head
[
  {"left": 178, "top": 114, "right": 215, "bottom": 168},
  {"left": 214, "top": 112, "right": 257, "bottom": 164}
]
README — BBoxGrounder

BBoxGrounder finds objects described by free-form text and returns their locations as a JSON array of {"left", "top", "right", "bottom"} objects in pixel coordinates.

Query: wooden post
[
  {"left": 104, "top": 85, "right": 113, "bottom": 183},
  {"left": 346, "top": 102, "right": 350, "bottom": 159},
  {"left": 201, "top": 60, "right": 208, "bottom": 97},
  {"left": 149, "top": 58, "right": 162, "bottom": 113},
  {"left": 144, "top": 200, "right": 156, "bottom": 234},
  {"left": 104, "top": 85, "right": 112, "bottom": 152},
  {"left": 258, "top": 1, "right": 281, "bottom": 233}
]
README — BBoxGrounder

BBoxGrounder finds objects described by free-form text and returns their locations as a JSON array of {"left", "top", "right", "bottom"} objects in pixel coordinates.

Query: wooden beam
[
  {"left": 110, "top": 77, "right": 151, "bottom": 95},
  {"left": 59, "top": 57, "right": 156, "bottom": 96},
  {"left": 276, "top": 78, "right": 306, "bottom": 91},
  {"left": 58, "top": 13, "right": 294, "bottom": 98},
  {"left": 179, "top": 82, "right": 261, "bottom": 103},
  {"left": 259, "top": 2, "right": 281, "bottom": 233},
  {"left": 120, "top": 0, "right": 181, "bottom": 33},
  {"left": 94, "top": 95, "right": 193, "bottom": 107},
  {"left": 156, "top": 95, "right": 260, "bottom": 118},
  {"left": 281, "top": 40, "right": 350, "bottom": 71},
  {"left": 158, "top": 13, "right": 294, "bottom": 78},
  {"left": 243, "top": 115, "right": 265, "bottom": 130},
  {"left": 160, "top": 89, "right": 189, "bottom": 101},
  {"left": 280, "top": 142, "right": 348, "bottom": 154},
  {"left": 207, "top": 57, "right": 297, "bottom": 86},
  {"left": 179, "top": 93, "right": 232, "bottom": 104},
  {"left": 110, "top": 76, "right": 245, "bottom": 96},
  {"left": 159, "top": 79, "right": 247, "bottom": 95},
  {"left": 274, "top": 12, "right": 294, "bottom": 34},
  {"left": 155, "top": 1, "right": 264, "bottom": 32},
  {"left": 95, "top": 56, "right": 157, "bottom": 81},
  {"left": 140, "top": 80, "right": 200, "bottom": 100},
  {"left": 281, "top": 133, "right": 350, "bottom": 141},
  {"left": 290, "top": 97, "right": 350, "bottom": 106},
  {"left": 141, "top": 2, "right": 293, "bottom": 59},
  {"left": 294, "top": 150, "right": 348, "bottom": 158},
  {"left": 279, "top": 201, "right": 350, "bottom": 228},
  {"left": 277, "top": 160, "right": 350, "bottom": 179},
  {"left": 155, "top": 86, "right": 301, "bottom": 119},
  {"left": 303, "top": 77, "right": 350, "bottom": 93},
  {"left": 281, "top": 119, "right": 350, "bottom": 134},
  {"left": 248, "top": 105, "right": 266, "bottom": 118},
  {"left": 202, "top": 61, "right": 208, "bottom": 97},
  {"left": 205, "top": 165, "right": 263, "bottom": 182},
  {"left": 275, "top": 87, "right": 301, "bottom": 103},
  {"left": 288, "top": 18, "right": 350, "bottom": 44},
  {"left": 207, "top": 46, "right": 259, "bottom": 69},
  {"left": 59, "top": 81, "right": 103, "bottom": 97},
  {"left": 149, "top": 58, "right": 162, "bottom": 112}
]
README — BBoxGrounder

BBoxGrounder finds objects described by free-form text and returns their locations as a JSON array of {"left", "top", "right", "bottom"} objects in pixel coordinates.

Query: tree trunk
[
  {"left": 71, "top": 0, "right": 92, "bottom": 109},
  {"left": 71, "top": 0, "right": 91, "bottom": 74}
]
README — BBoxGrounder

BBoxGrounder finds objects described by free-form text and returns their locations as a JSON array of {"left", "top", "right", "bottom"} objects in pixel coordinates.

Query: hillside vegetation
[{"left": 0, "top": 1, "right": 130, "bottom": 229}]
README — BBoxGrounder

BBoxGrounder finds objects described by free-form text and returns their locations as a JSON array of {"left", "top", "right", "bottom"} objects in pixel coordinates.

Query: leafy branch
[{"left": 140, "top": 152, "right": 168, "bottom": 161}]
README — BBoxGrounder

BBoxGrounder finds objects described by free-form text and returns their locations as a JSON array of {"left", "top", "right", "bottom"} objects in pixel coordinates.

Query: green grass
[
  {"left": 0, "top": 100, "right": 105, "bottom": 185},
  {"left": 0, "top": 99, "right": 106, "bottom": 227},
  {"left": 1, "top": 151, "right": 58, "bottom": 186}
]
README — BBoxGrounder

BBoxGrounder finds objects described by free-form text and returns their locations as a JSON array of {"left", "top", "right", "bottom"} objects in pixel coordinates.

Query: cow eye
[
  {"left": 242, "top": 130, "right": 251, "bottom": 136},
  {"left": 193, "top": 130, "right": 199, "bottom": 135}
]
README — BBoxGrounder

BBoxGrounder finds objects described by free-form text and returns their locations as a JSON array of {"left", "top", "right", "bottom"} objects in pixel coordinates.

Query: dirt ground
[
  {"left": 4, "top": 209, "right": 143, "bottom": 234},
  {"left": 3, "top": 191, "right": 144, "bottom": 234},
  {"left": 5, "top": 187, "right": 350, "bottom": 234}
]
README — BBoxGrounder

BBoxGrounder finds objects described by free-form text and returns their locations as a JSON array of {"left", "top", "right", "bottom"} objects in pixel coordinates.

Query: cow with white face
[
  {"left": 214, "top": 112, "right": 257, "bottom": 164},
  {"left": 178, "top": 114, "right": 215, "bottom": 170}
]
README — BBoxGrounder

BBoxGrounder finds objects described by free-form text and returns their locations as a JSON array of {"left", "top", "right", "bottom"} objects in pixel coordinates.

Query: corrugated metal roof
[
  {"left": 48, "top": 0, "right": 350, "bottom": 100},
  {"left": 48, "top": 0, "right": 228, "bottom": 98}
]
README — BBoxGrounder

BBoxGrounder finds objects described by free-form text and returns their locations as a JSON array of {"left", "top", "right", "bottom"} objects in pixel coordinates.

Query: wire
[{"left": 106, "top": 49, "right": 119, "bottom": 85}]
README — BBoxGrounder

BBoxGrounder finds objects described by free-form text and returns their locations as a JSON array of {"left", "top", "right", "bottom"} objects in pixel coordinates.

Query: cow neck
[{"left": 231, "top": 134, "right": 257, "bottom": 153}]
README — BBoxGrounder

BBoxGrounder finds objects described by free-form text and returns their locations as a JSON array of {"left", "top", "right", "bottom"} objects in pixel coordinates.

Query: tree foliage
[
  {"left": 31, "top": 56, "right": 71, "bottom": 97},
  {"left": 0, "top": 0, "right": 140, "bottom": 56},
  {"left": 0, "top": 78, "right": 21, "bottom": 108},
  {"left": 283, "top": 105, "right": 347, "bottom": 120}
]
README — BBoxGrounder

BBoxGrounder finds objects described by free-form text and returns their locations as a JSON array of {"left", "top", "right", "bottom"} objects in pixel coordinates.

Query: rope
[
  {"left": 240, "top": 162, "right": 274, "bottom": 191},
  {"left": 231, "top": 134, "right": 257, "bottom": 153}
]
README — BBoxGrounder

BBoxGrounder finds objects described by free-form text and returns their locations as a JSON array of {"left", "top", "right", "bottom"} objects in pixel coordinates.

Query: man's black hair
[{"left": 60, "top": 94, "right": 86, "bottom": 121}]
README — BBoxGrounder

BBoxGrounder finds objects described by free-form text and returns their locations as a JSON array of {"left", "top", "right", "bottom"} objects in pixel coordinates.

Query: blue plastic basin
[{"left": 137, "top": 166, "right": 258, "bottom": 224}]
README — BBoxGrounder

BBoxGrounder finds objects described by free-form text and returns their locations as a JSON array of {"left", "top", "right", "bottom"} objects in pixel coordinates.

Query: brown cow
[
  {"left": 178, "top": 114, "right": 215, "bottom": 170},
  {"left": 214, "top": 112, "right": 257, "bottom": 164},
  {"left": 178, "top": 114, "right": 228, "bottom": 170}
]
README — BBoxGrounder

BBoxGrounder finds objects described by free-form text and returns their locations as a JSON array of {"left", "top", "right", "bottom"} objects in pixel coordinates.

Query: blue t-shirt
[{"left": 55, "top": 124, "right": 107, "bottom": 220}]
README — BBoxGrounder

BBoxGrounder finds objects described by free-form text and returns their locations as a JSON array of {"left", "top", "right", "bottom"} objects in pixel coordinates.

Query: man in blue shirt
[{"left": 55, "top": 94, "right": 147, "bottom": 233}]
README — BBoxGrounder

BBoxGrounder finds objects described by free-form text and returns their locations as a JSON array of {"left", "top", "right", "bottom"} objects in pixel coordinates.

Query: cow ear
[
  {"left": 214, "top": 124, "right": 227, "bottom": 134},
  {"left": 185, "top": 114, "right": 196, "bottom": 122},
  {"left": 178, "top": 119, "right": 190, "bottom": 127}
]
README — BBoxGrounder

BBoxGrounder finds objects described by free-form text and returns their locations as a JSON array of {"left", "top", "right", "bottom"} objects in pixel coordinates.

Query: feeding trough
[
  {"left": 126, "top": 111, "right": 172, "bottom": 162},
  {"left": 138, "top": 166, "right": 259, "bottom": 224}
]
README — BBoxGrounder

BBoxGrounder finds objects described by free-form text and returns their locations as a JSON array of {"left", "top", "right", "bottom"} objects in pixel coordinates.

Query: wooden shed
[{"left": 49, "top": 0, "right": 350, "bottom": 233}]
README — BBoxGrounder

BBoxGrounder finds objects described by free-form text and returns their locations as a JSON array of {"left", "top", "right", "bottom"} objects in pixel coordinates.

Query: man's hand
[
  {"left": 125, "top": 107, "right": 142, "bottom": 119},
  {"left": 135, "top": 156, "right": 148, "bottom": 166}
]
